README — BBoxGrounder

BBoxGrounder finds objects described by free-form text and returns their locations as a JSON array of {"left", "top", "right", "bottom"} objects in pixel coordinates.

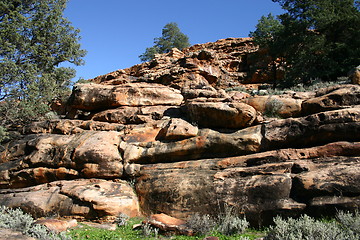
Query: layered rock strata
[{"left": 0, "top": 38, "right": 359, "bottom": 226}]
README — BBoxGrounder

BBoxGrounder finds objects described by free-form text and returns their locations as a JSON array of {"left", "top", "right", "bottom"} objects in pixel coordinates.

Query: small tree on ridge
[{"left": 139, "top": 22, "right": 190, "bottom": 62}]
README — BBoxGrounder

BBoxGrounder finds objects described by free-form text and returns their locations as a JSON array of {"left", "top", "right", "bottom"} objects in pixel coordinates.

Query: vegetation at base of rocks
[
  {"left": 0, "top": 205, "right": 69, "bottom": 240},
  {"left": 114, "top": 213, "right": 130, "bottom": 227},
  {"left": 186, "top": 213, "right": 217, "bottom": 235},
  {"left": 250, "top": 0, "right": 360, "bottom": 87},
  {"left": 0, "top": 0, "right": 86, "bottom": 127},
  {"left": 68, "top": 216, "right": 259, "bottom": 240},
  {"left": 186, "top": 206, "right": 249, "bottom": 236},
  {"left": 139, "top": 22, "right": 190, "bottom": 62},
  {"left": 265, "top": 211, "right": 360, "bottom": 240},
  {"left": 66, "top": 210, "right": 360, "bottom": 240}
]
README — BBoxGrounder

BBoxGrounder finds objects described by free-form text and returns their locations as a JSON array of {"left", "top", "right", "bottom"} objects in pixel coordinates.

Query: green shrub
[
  {"left": 264, "top": 97, "right": 283, "bottom": 118},
  {"left": 187, "top": 206, "right": 249, "bottom": 236},
  {"left": 336, "top": 210, "right": 360, "bottom": 236},
  {"left": 265, "top": 211, "right": 360, "bottom": 240},
  {"left": 0, "top": 205, "right": 68, "bottom": 240},
  {"left": 142, "top": 222, "right": 159, "bottom": 238},
  {"left": 186, "top": 213, "right": 217, "bottom": 235},
  {"left": 216, "top": 205, "right": 249, "bottom": 236},
  {"left": 0, "top": 126, "right": 9, "bottom": 143},
  {"left": 115, "top": 213, "right": 130, "bottom": 227}
]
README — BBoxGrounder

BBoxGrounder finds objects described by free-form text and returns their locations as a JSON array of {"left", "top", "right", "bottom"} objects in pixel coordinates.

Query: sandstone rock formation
[{"left": 0, "top": 38, "right": 359, "bottom": 228}]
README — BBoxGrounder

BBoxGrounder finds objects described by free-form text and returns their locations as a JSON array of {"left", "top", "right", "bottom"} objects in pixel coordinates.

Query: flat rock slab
[
  {"left": 0, "top": 179, "right": 140, "bottom": 219},
  {"left": 69, "top": 82, "right": 184, "bottom": 111}
]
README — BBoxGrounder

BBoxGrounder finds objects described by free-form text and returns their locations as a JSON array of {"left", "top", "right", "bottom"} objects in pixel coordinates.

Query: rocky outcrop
[
  {"left": 90, "top": 38, "right": 274, "bottom": 90},
  {"left": 0, "top": 38, "right": 359, "bottom": 227}
]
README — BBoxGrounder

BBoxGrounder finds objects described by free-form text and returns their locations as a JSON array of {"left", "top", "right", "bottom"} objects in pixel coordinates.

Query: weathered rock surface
[
  {"left": 186, "top": 99, "right": 257, "bottom": 129},
  {"left": 302, "top": 84, "right": 360, "bottom": 114},
  {"left": 244, "top": 95, "right": 302, "bottom": 118},
  {"left": 0, "top": 131, "right": 123, "bottom": 188},
  {"left": 0, "top": 38, "right": 359, "bottom": 228},
  {"left": 0, "top": 179, "right": 140, "bottom": 219},
  {"left": 156, "top": 118, "right": 198, "bottom": 141},
  {"left": 92, "top": 38, "right": 261, "bottom": 89},
  {"left": 136, "top": 141, "right": 360, "bottom": 225},
  {"left": 144, "top": 213, "right": 194, "bottom": 236},
  {"left": 69, "top": 82, "right": 184, "bottom": 111}
]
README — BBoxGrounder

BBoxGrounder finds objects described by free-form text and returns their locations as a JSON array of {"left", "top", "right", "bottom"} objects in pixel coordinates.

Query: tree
[
  {"left": 249, "top": 14, "right": 285, "bottom": 86},
  {"left": 251, "top": 0, "right": 360, "bottom": 86},
  {"left": 139, "top": 22, "right": 190, "bottom": 62},
  {"left": 0, "top": 0, "right": 86, "bottom": 126}
]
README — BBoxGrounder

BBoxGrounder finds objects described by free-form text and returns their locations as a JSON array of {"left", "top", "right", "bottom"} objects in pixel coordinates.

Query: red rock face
[{"left": 0, "top": 38, "right": 360, "bottom": 227}]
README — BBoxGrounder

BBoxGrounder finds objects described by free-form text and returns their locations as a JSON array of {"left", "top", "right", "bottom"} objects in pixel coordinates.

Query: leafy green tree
[
  {"left": 251, "top": 0, "right": 360, "bottom": 86},
  {"left": 0, "top": 0, "right": 86, "bottom": 126},
  {"left": 139, "top": 22, "right": 190, "bottom": 62},
  {"left": 249, "top": 14, "right": 284, "bottom": 86}
]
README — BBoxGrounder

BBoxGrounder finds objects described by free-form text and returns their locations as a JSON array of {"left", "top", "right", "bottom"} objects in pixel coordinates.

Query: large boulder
[
  {"left": 0, "top": 179, "right": 140, "bottom": 219},
  {"left": 156, "top": 118, "right": 198, "bottom": 141},
  {"left": 186, "top": 99, "right": 257, "bottom": 129},
  {"left": 91, "top": 105, "right": 182, "bottom": 124},
  {"left": 262, "top": 107, "right": 360, "bottom": 150},
  {"left": 244, "top": 95, "right": 302, "bottom": 118},
  {"left": 69, "top": 82, "right": 184, "bottom": 111},
  {"left": 302, "top": 85, "right": 360, "bottom": 115}
]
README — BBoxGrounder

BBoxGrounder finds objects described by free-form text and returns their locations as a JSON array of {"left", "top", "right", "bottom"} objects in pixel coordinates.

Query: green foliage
[
  {"left": 139, "top": 22, "right": 190, "bottom": 62},
  {"left": 68, "top": 216, "right": 257, "bottom": 240},
  {"left": 186, "top": 213, "right": 217, "bottom": 235},
  {"left": 142, "top": 222, "right": 159, "bottom": 238},
  {"left": 251, "top": 0, "right": 360, "bottom": 86},
  {"left": 0, "top": 205, "right": 67, "bottom": 240},
  {"left": 68, "top": 218, "right": 145, "bottom": 240},
  {"left": 265, "top": 211, "right": 360, "bottom": 240},
  {"left": 186, "top": 206, "right": 249, "bottom": 236},
  {"left": 216, "top": 206, "right": 249, "bottom": 236},
  {"left": 0, "top": 0, "right": 86, "bottom": 125},
  {"left": 249, "top": 13, "right": 283, "bottom": 53},
  {"left": 115, "top": 213, "right": 130, "bottom": 227},
  {"left": 0, "top": 126, "right": 9, "bottom": 143}
]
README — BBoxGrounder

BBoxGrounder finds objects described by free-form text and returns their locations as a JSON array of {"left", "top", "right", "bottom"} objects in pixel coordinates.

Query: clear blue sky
[{"left": 63, "top": 0, "right": 284, "bottom": 81}]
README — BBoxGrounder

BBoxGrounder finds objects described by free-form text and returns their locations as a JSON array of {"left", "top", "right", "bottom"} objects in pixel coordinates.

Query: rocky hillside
[{"left": 0, "top": 38, "right": 360, "bottom": 226}]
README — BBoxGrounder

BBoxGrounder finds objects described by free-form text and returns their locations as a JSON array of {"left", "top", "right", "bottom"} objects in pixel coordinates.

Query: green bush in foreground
[
  {"left": 186, "top": 206, "right": 249, "bottom": 237},
  {"left": 265, "top": 211, "right": 360, "bottom": 240},
  {"left": 0, "top": 205, "right": 69, "bottom": 240}
]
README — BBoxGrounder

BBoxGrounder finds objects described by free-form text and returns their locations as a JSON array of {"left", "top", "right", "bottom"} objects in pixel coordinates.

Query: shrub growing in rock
[{"left": 264, "top": 98, "right": 283, "bottom": 118}]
